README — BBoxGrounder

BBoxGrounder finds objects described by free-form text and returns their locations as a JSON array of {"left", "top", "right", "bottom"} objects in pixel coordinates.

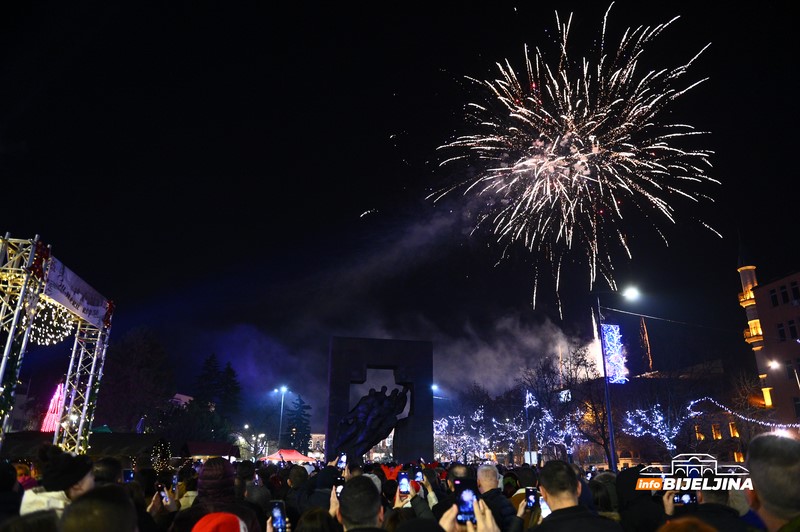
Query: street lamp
[
  {"left": 237, "top": 425, "right": 268, "bottom": 460},
  {"left": 274, "top": 386, "right": 289, "bottom": 449},
  {"left": 596, "top": 286, "right": 639, "bottom": 473},
  {"left": 767, "top": 360, "right": 800, "bottom": 392}
]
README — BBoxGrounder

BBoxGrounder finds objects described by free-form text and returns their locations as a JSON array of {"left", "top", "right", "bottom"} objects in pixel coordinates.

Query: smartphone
[
  {"left": 270, "top": 500, "right": 287, "bottom": 532},
  {"left": 673, "top": 491, "right": 697, "bottom": 505},
  {"left": 415, "top": 470, "right": 423, "bottom": 482},
  {"left": 334, "top": 476, "right": 345, "bottom": 499},
  {"left": 337, "top": 453, "right": 347, "bottom": 470},
  {"left": 525, "top": 487, "right": 538, "bottom": 509},
  {"left": 172, "top": 474, "right": 179, "bottom": 489},
  {"left": 454, "top": 478, "right": 478, "bottom": 524},
  {"left": 539, "top": 497, "right": 552, "bottom": 518},
  {"left": 398, "top": 472, "right": 410, "bottom": 495},
  {"left": 156, "top": 484, "right": 171, "bottom": 504},
  {"left": 123, "top": 469, "right": 134, "bottom": 483}
]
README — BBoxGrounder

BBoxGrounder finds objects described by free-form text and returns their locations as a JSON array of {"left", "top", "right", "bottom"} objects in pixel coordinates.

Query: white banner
[{"left": 44, "top": 257, "right": 107, "bottom": 329}]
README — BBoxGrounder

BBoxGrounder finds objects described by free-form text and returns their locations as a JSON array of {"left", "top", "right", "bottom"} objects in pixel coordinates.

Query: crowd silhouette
[{"left": 0, "top": 432, "right": 797, "bottom": 532}]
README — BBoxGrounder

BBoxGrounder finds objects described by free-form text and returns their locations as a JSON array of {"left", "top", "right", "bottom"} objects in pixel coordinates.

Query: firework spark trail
[{"left": 432, "top": 3, "right": 719, "bottom": 314}]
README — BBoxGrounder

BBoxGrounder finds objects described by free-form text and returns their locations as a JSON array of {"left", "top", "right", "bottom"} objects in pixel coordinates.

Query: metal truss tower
[{"left": 0, "top": 233, "right": 112, "bottom": 454}]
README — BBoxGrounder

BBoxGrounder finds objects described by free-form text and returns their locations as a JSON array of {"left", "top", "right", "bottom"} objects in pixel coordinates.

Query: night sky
[{"left": 2, "top": 1, "right": 796, "bottom": 431}]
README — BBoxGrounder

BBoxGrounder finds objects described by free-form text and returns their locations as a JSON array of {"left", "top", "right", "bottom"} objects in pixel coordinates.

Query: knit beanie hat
[
  {"left": 38, "top": 443, "right": 93, "bottom": 492},
  {"left": 363, "top": 473, "right": 382, "bottom": 494},
  {"left": 197, "top": 457, "right": 236, "bottom": 502},
  {"left": 191, "top": 512, "right": 248, "bottom": 532}
]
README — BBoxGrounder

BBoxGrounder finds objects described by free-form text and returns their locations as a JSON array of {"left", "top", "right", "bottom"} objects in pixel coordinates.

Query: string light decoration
[
  {"left": 623, "top": 403, "right": 695, "bottom": 451},
  {"left": 433, "top": 407, "right": 491, "bottom": 462},
  {"left": 492, "top": 413, "right": 533, "bottom": 451},
  {"left": 525, "top": 390, "right": 538, "bottom": 409},
  {"left": 41, "top": 383, "right": 66, "bottom": 432},
  {"left": 151, "top": 439, "right": 172, "bottom": 473},
  {"left": 24, "top": 298, "right": 75, "bottom": 346},
  {"left": 688, "top": 397, "right": 800, "bottom": 430},
  {"left": 434, "top": 415, "right": 467, "bottom": 460},
  {"left": 524, "top": 391, "right": 584, "bottom": 454},
  {"left": 600, "top": 324, "right": 629, "bottom": 384}
]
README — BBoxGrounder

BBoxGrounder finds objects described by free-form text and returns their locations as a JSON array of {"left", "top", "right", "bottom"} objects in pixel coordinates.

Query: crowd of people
[{"left": 0, "top": 432, "right": 797, "bottom": 532}]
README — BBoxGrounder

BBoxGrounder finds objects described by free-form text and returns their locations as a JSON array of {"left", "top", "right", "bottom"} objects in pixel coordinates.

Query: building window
[
  {"left": 733, "top": 451, "right": 744, "bottom": 463},
  {"left": 791, "top": 320, "right": 799, "bottom": 339},
  {"left": 792, "top": 281, "right": 800, "bottom": 300},
  {"left": 711, "top": 424, "right": 722, "bottom": 440},
  {"left": 778, "top": 324, "right": 787, "bottom": 342},
  {"left": 694, "top": 425, "right": 705, "bottom": 441},
  {"left": 729, "top": 422, "right": 739, "bottom": 438},
  {"left": 763, "top": 387, "right": 773, "bottom": 407},
  {"left": 770, "top": 289, "right": 779, "bottom": 307},
  {"left": 781, "top": 285, "right": 790, "bottom": 304}
]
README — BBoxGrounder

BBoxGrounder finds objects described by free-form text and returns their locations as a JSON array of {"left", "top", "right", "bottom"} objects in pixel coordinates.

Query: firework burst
[{"left": 432, "top": 4, "right": 719, "bottom": 313}]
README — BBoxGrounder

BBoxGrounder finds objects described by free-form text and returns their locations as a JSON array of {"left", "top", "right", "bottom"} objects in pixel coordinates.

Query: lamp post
[
  {"left": 524, "top": 390, "right": 534, "bottom": 465},
  {"left": 275, "top": 386, "right": 288, "bottom": 449},
  {"left": 767, "top": 360, "right": 800, "bottom": 392},
  {"left": 595, "top": 286, "right": 639, "bottom": 473}
]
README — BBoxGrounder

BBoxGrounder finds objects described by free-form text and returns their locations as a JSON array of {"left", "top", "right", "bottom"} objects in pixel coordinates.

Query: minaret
[{"left": 737, "top": 242, "right": 771, "bottom": 406}]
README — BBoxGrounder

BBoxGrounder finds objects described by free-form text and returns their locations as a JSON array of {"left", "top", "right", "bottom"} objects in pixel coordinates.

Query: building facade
[{"left": 738, "top": 264, "right": 800, "bottom": 422}]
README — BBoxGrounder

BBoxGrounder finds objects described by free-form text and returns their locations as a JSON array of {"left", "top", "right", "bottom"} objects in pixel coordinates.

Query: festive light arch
[{"left": 0, "top": 234, "right": 114, "bottom": 454}]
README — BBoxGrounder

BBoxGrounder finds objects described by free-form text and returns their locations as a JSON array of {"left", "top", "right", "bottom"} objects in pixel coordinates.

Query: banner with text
[{"left": 44, "top": 257, "right": 107, "bottom": 329}]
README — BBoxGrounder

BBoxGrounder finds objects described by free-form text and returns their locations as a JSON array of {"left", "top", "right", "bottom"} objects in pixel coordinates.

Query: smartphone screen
[
  {"left": 415, "top": 470, "right": 423, "bottom": 482},
  {"left": 270, "top": 500, "right": 287, "bottom": 532},
  {"left": 123, "top": 469, "right": 134, "bottom": 483},
  {"left": 398, "top": 472, "right": 410, "bottom": 495},
  {"left": 337, "top": 453, "right": 347, "bottom": 470},
  {"left": 525, "top": 487, "right": 538, "bottom": 509},
  {"left": 454, "top": 478, "right": 477, "bottom": 524},
  {"left": 335, "top": 477, "right": 345, "bottom": 499},
  {"left": 673, "top": 492, "right": 697, "bottom": 505},
  {"left": 172, "top": 474, "right": 179, "bottom": 488},
  {"left": 539, "top": 497, "right": 552, "bottom": 518}
]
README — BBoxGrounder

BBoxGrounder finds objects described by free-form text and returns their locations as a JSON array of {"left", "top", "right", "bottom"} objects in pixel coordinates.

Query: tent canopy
[{"left": 264, "top": 449, "right": 314, "bottom": 462}]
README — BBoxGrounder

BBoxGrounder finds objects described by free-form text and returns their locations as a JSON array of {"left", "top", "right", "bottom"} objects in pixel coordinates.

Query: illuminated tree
[
  {"left": 151, "top": 438, "right": 172, "bottom": 473},
  {"left": 623, "top": 403, "right": 688, "bottom": 453}
]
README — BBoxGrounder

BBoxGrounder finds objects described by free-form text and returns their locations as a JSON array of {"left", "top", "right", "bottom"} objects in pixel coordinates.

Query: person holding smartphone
[
  {"left": 508, "top": 467, "right": 539, "bottom": 529},
  {"left": 391, "top": 472, "right": 436, "bottom": 520},
  {"left": 476, "top": 464, "right": 517, "bottom": 532},
  {"left": 337, "top": 476, "right": 385, "bottom": 531},
  {"left": 534, "top": 460, "right": 623, "bottom": 531},
  {"left": 168, "top": 457, "right": 262, "bottom": 532},
  {"left": 662, "top": 482, "right": 751, "bottom": 532}
]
